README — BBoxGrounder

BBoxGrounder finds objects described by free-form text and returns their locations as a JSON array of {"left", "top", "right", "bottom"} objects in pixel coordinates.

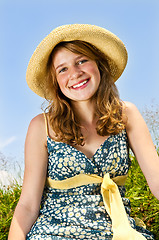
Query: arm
[
  {"left": 123, "top": 101, "right": 159, "bottom": 200},
  {"left": 8, "top": 114, "right": 48, "bottom": 239}
]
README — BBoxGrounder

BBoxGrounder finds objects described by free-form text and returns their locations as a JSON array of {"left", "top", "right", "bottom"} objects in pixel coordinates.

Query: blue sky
[{"left": 0, "top": 0, "right": 159, "bottom": 175}]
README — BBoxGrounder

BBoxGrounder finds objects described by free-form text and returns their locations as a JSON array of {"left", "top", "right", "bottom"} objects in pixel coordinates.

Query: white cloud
[{"left": 0, "top": 136, "right": 17, "bottom": 150}]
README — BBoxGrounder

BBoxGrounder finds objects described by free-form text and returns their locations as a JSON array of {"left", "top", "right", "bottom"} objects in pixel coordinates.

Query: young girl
[{"left": 8, "top": 24, "right": 159, "bottom": 240}]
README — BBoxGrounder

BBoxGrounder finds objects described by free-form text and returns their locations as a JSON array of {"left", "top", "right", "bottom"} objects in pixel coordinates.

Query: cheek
[
  {"left": 56, "top": 80, "right": 67, "bottom": 97},
  {"left": 86, "top": 62, "right": 100, "bottom": 74},
  {"left": 56, "top": 77, "right": 70, "bottom": 98},
  {"left": 89, "top": 65, "right": 101, "bottom": 82},
  {"left": 56, "top": 76, "right": 66, "bottom": 90}
]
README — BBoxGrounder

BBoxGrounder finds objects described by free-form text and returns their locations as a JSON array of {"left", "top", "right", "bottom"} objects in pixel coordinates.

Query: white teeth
[{"left": 72, "top": 80, "right": 88, "bottom": 89}]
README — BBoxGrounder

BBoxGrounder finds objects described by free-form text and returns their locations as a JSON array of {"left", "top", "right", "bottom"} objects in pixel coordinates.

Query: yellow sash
[{"left": 46, "top": 173, "right": 146, "bottom": 240}]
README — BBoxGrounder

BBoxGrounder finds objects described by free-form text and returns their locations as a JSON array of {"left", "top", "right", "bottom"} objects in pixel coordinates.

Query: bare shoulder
[
  {"left": 26, "top": 113, "right": 47, "bottom": 146},
  {"left": 28, "top": 113, "right": 45, "bottom": 130},
  {"left": 122, "top": 101, "right": 142, "bottom": 128},
  {"left": 121, "top": 101, "right": 151, "bottom": 148},
  {"left": 122, "top": 101, "right": 139, "bottom": 115}
]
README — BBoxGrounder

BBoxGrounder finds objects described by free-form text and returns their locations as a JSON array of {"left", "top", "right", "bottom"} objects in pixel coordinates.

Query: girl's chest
[
  {"left": 46, "top": 130, "right": 130, "bottom": 180},
  {"left": 74, "top": 133, "right": 111, "bottom": 159}
]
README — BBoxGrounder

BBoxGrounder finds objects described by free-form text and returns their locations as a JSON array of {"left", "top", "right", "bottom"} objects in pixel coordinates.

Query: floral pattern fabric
[{"left": 26, "top": 130, "right": 154, "bottom": 239}]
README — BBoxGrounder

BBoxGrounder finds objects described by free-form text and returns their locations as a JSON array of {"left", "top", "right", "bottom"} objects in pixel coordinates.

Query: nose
[{"left": 68, "top": 66, "right": 83, "bottom": 80}]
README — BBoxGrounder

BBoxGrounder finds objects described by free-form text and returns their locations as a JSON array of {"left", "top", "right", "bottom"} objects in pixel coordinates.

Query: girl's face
[{"left": 53, "top": 47, "right": 101, "bottom": 102}]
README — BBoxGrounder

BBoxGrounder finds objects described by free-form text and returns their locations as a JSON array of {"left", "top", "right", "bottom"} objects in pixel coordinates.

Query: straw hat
[{"left": 26, "top": 24, "right": 128, "bottom": 99}]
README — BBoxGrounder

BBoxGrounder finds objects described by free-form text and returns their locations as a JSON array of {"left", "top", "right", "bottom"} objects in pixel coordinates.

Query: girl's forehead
[{"left": 53, "top": 47, "right": 86, "bottom": 67}]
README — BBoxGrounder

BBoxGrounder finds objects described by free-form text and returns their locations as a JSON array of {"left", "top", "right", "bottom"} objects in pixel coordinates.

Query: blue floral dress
[{"left": 26, "top": 130, "right": 154, "bottom": 239}]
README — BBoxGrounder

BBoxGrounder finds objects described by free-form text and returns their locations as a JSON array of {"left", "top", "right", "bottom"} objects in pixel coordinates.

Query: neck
[{"left": 71, "top": 99, "right": 97, "bottom": 125}]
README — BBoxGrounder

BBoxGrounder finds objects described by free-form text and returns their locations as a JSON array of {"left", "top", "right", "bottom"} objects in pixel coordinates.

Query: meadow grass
[
  {"left": 0, "top": 155, "right": 159, "bottom": 239},
  {"left": 125, "top": 155, "right": 159, "bottom": 239},
  {"left": 0, "top": 183, "right": 21, "bottom": 240}
]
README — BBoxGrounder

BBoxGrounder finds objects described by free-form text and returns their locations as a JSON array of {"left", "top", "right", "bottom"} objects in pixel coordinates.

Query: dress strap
[{"left": 43, "top": 112, "right": 49, "bottom": 136}]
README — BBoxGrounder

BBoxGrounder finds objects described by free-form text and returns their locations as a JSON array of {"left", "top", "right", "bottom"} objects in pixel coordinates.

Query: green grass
[
  {"left": 0, "top": 155, "right": 159, "bottom": 239},
  {"left": 0, "top": 184, "right": 21, "bottom": 240},
  {"left": 125, "top": 155, "right": 159, "bottom": 239}
]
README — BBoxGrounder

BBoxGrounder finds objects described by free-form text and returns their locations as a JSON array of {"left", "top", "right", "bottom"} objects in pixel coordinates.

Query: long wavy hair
[{"left": 45, "top": 40, "right": 125, "bottom": 145}]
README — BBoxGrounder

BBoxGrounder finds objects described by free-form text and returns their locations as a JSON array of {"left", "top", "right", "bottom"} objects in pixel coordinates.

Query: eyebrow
[
  {"left": 55, "top": 63, "right": 65, "bottom": 71},
  {"left": 55, "top": 55, "right": 85, "bottom": 71}
]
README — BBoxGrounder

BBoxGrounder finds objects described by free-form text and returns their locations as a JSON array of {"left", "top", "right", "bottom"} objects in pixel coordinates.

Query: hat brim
[{"left": 26, "top": 24, "right": 128, "bottom": 99}]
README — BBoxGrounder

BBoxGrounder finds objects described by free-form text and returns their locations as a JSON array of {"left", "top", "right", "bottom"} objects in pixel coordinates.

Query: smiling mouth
[{"left": 71, "top": 79, "right": 89, "bottom": 89}]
